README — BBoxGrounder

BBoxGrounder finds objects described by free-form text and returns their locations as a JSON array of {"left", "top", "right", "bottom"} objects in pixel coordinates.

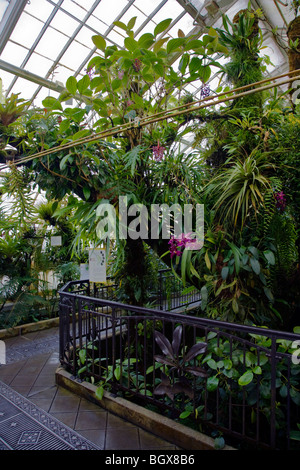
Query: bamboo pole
[{"left": 1, "top": 69, "right": 299, "bottom": 171}]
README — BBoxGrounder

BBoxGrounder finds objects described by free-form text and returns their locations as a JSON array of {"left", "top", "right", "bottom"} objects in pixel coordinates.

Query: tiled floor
[{"left": 0, "top": 328, "right": 177, "bottom": 450}]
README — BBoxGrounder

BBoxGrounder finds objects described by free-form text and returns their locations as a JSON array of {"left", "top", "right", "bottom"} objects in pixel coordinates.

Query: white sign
[
  {"left": 80, "top": 263, "right": 89, "bottom": 280},
  {"left": 51, "top": 235, "right": 62, "bottom": 246},
  {"left": 89, "top": 249, "right": 106, "bottom": 283}
]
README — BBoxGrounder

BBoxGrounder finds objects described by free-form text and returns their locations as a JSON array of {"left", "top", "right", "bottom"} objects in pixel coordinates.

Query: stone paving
[{"left": 0, "top": 327, "right": 178, "bottom": 450}]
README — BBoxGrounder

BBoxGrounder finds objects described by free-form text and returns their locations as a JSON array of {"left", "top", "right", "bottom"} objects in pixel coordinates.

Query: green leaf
[
  {"left": 154, "top": 18, "right": 172, "bottom": 36},
  {"left": 264, "top": 287, "right": 274, "bottom": 302},
  {"left": 124, "top": 37, "right": 138, "bottom": 52},
  {"left": 238, "top": 370, "right": 253, "bottom": 386},
  {"left": 83, "top": 186, "right": 91, "bottom": 200},
  {"left": 92, "top": 35, "right": 106, "bottom": 51},
  {"left": 221, "top": 266, "right": 229, "bottom": 280},
  {"left": 189, "top": 57, "right": 202, "bottom": 74},
  {"left": 153, "top": 62, "right": 164, "bottom": 76},
  {"left": 153, "top": 37, "right": 169, "bottom": 53},
  {"left": 95, "top": 385, "right": 104, "bottom": 400},
  {"left": 250, "top": 257, "right": 260, "bottom": 275},
  {"left": 113, "top": 20, "right": 128, "bottom": 31},
  {"left": 66, "top": 76, "right": 77, "bottom": 94},
  {"left": 166, "top": 38, "right": 185, "bottom": 54},
  {"left": 77, "top": 75, "right": 90, "bottom": 94},
  {"left": 59, "top": 119, "right": 70, "bottom": 133},
  {"left": 127, "top": 16, "right": 137, "bottom": 30},
  {"left": 59, "top": 154, "right": 72, "bottom": 170},
  {"left": 200, "top": 65, "right": 211, "bottom": 83},
  {"left": 138, "top": 32, "right": 155, "bottom": 49},
  {"left": 72, "top": 128, "right": 90, "bottom": 141},
  {"left": 200, "top": 285, "right": 208, "bottom": 310},
  {"left": 114, "top": 366, "right": 121, "bottom": 381},
  {"left": 204, "top": 251, "right": 211, "bottom": 270},
  {"left": 207, "top": 359, "right": 217, "bottom": 370},
  {"left": 78, "top": 349, "right": 86, "bottom": 365},
  {"left": 179, "top": 53, "right": 189, "bottom": 74},
  {"left": 263, "top": 250, "right": 275, "bottom": 265},
  {"left": 232, "top": 298, "right": 239, "bottom": 313},
  {"left": 42, "top": 96, "right": 62, "bottom": 111},
  {"left": 179, "top": 410, "right": 192, "bottom": 419},
  {"left": 207, "top": 375, "right": 219, "bottom": 391}
]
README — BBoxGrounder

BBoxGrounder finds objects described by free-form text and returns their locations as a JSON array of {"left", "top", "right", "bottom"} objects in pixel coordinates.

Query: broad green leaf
[
  {"left": 166, "top": 38, "right": 185, "bottom": 54},
  {"left": 207, "top": 359, "right": 217, "bottom": 370},
  {"left": 253, "top": 366, "right": 262, "bottom": 375},
  {"left": 221, "top": 266, "right": 229, "bottom": 280},
  {"left": 79, "top": 349, "right": 86, "bottom": 365},
  {"left": 114, "top": 366, "right": 121, "bottom": 381},
  {"left": 132, "top": 92, "right": 144, "bottom": 108},
  {"left": 83, "top": 186, "right": 91, "bottom": 200},
  {"left": 95, "top": 385, "right": 104, "bottom": 400},
  {"left": 59, "top": 119, "right": 70, "bottom": 133},
  {"left": 59, "top": 154, "right": 72, "bottom": 170},
  {"left": 250, "top": 257, "right": 260, "bottom": 275},
  {"left": 66, "top": 76, "right": 77, "bottom": 94},
  {"left": 42, "top": 96, "right": 62, "bottom": 111},
  {"left": 127, "top": 16, "right": 137, "bottom": 30},
  {"left": 208, "top": 26, "right": 218, "bottom": 37},
  {"left": 263, "top": 249, "right": 275, "bottom": 265},
  {"left": 264, "top": 287, "right": 274, "bottom": 302},
  {"left": 189, "top": 57, "right": 202, "bottom": 74},
  {"left": 72, "top": 129, "right": 90, "bottom": 141},
  {"left": 179, "top": 53, "right": 189, "bottom": 74},
  {"left": 153, "top": 37, "right": 169, "bottom": 53},
  {"left": 138, "top": 32, "right": 155, "bottom": 49},
  {"left": 113, "top": 20, "right": 128, "bottom": 31},
  {"left": 153, "top": 62, "right": 164, "bottom": 76},
  {"left": 77, "top": 75, "right": 90, "bottom": 94},
  {"left": 200, "top": 65, "right": 211, "bottom": 83},
  {"left": 92, "top": 34, "right": 106, "bottom": 51},
  {"left": 232, "top": 298, "right": 239, "bottom": 313},
  {"left": 154, "top": 18, "right": 172, "bottom": 36},
  {"left": 124, "top": 36, "right": 138, "bottom": 52},
  {"left": 179, "top": 410, "right": 192, "bottom": 419},
  {"left": 207, "top": 375, "right": 219, "bottom": 391},
  {"left": 184, "top": 39, "right": 204, "bottom": 52},
  {"left": 238, "top": 370, "right": 253, "bottom": 386}
]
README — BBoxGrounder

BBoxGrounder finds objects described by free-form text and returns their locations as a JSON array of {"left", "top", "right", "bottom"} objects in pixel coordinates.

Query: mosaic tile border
[{"left": 0, "top": 380, "right": 101, "bottom": 450}]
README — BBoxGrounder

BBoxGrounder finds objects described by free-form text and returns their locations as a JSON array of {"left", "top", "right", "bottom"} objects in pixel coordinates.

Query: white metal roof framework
[{"left": 0, "top": 0, "right": 294, "bottom": 109}]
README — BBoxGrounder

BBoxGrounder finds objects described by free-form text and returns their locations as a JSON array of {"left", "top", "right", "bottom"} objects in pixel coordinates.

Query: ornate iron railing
[{"left": 59, "top": 279, "right": 300, "bottom": 450}]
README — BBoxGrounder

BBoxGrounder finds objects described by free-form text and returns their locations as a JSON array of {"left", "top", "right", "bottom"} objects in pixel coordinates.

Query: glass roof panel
[
  {"left": 0, "top": 0, "right": 294, "bottom": 107},
  {"left": 25, "top": 53, "right": 54, "bottom": 77},
  {"left": 34, "top": 27, "right": 70, "bottom": 60},
  {"left": 92, "top": 0, "right": 129, "bottom": 26},
  {"left": 49, "top": 9, "right": 80, "bottom": 35},
  {"left": 134, "top": 0, "right": 166, "bottom": 16},
  {"left": 151, "top": 0, "right": 184, "bottom": 23},
  {"left": 60, "top": 0, "right": 95, "bottom": 21},
  {"left": 24, "top": 0, "right": 55, "bottom": 22},
  {"left": 1, "top": 41, "right": 29, "bottom": 67},
  {"left": 9, "top": 12, "right": 44, "bottom": 49},
  {"left": 60, "top": 41, "right": 92, "bottom": 71}
]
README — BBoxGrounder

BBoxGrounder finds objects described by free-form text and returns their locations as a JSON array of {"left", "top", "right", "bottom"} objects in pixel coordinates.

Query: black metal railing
[
  {"left": 58, "top": 280, "right": 300, "bottom": 450},
  {"left": 156, "top": 269, "right": 201, "bottom": 311}
]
